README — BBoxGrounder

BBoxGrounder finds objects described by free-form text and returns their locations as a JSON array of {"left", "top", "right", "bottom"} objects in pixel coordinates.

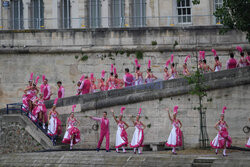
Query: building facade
[{"left": 0, "top": 0, "right": 222, "bottom": 30}]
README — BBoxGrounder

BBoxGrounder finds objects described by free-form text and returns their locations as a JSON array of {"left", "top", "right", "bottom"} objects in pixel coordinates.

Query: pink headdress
[
  {"left": 211, "top": 49, "right": 217, "bottom": 57},
  {"left": 184, "top": 55, "right": 191, "bottom": 64},
  {"left": 90, "top": 73, "right": 94, "bottom": 80},
  {"left": 221, "top": 106, "right": 227, "bottom": 115},
  {"left": 170, "top": 54, "right": 174, "bottom": 64},
  {"left": 236, "top": 46, "right": 243, "bottom": 53},
  {"left": 148, "top": 60, "right": 151, "bottom": 69},
  {"left": 101, "top": 70, "right": 105, "bottom": 79},
  {"left": 120, "top": 107, "right": 126, "bottom": 115},
  {"left": 199, "top": 51, "right": 205, "bottom": 60},
  {"left": 72, "top": 105, "right": 76, "bottom": 112},
  {"left": 29, "top": 73, "right": 34, "bottom": 81},
  {"left": 79, "top": 75, "right": 85, "bottom": 82},
  {"left": 114, "top": 67, "right": 117, "bottom": 75},
  {"left": 42, "top": 75, "right": 46, "bottom": 82},
  {"left": 165, "top": 59, "right": 171, "bottom": 68},
  {"left": 135, "top": 58, "right": 139, "bottom": 67},
  {"left": 110, "top": 64, "right": 114, "bottom": 73},
  {"left": 53, "top": 98, "right": 58, "bottom": 106},
  {"left": 173, "top": 105, "right": 178, "bottom": 115},
  {"left": 35, "top": 76, "right": 40, "bottom": 85},
  {"left": 138, "top": 108, "right": 142, "bottom": 116}
]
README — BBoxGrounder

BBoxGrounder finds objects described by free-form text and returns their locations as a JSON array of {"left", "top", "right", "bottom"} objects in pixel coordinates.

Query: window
[
  {"left": 177, "top": 0, "right": 191, "bottom": 24},
  {"left": 61, "top": 0, "right": 71, "bottom": 29},
  {"left": 214, "top": 0, "right": 223, "bottom": 24},
  {"left": 30, "top": 0, "right": 44, "bottom": 29},
  {"left": 132, "top": 0, "right": 146, "bottom": 27},
  {"left": 89, "top": 0, "right": 101, "bottom": 28},
  {"left": 11, "top": 0, "right": 24, "bottom": 29},
  {"left": 110, "top": 0, "right": 125, "bottom": 27}
]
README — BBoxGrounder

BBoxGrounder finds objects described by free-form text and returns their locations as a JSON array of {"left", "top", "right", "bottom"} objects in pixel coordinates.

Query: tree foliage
[{"left": 214, "top": 0, "right": 250, "bottom": 42}]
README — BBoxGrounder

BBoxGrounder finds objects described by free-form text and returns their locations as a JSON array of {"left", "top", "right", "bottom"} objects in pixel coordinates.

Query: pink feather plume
[
  {"left": 79, "top": 75, "right": 85, "bottom": 82},
  {"left": 148, "top": 59, "right": 151, "bottom": 69},
  {"left": 110, "top": 64, "right": 114, "bottom": 73},
  {"left": 135, "top": 59, "right": 139, "bottom": 67},
  {"left": 211, "top": 49, "right": 217, "bottom": 57},
  {"left": 72, "top": 105, "right": 76, "bottom": 112},
  {"left": 101, "top": 70, "right": 105, "bottom": 78},
  {"left": 120, "top": 107, "right": 126, "bottom": 115},
  {"left": 35, "top": 76, "right": 40, "bottom": 85},
  {"left": 42, "top": 75, "right": 45, "bottom": 82},
  {"left": 138, "top": 108, "right": 142, "bottom": 116},
  {"left": 222, "top": 106, "right": 227, "bottom": 115},
  {"left": 170, "top": 54, "right": 174, "bottom": 63},
  {"left": 173, "top": 105, "right": 178, "bottom": 114},
  {"left": 29, "top": 72, "right": 34, "bottom": 81},
  {"left": 53, "top": 98, "right": 58, "bottom": 106},
  {"left": 90, "top": 73, "right": 94, "bottom": 80},
  {"left": 184, "top": 55, "right": 191, "bottom": 64},
  {"left": 165, "top": 59, "right": 171, "bottom": 67},
  {"left": 236, "top": 46, "right": 243, "bottom": 53},
  {"left": 114, "top": 68, "right": 117, "bottom": 75},
  {"left": 202, "top": 51, "right": 205, "bottom": 60}
]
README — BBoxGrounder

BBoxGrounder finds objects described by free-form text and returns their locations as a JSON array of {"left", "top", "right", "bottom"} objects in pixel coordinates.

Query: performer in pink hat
[
  {"left": 98, "top": 70, "right": 106, "bottom": 91},
  {"left": 165, "top": 106, "right": 183, "bottom": 155},
  {"left": 199, "top": 51, "right": 213, "bottom": 73},
  {"left": 90, "top": 73, "right": 97, "bottom": 93},
  {"left": 145, "top": 59, "right": 157, "bottom": 83},
  {"left": 57, "top": 81, "right": 65, "bottom": 98},
  {"left": 198, "top": 51, "right": 205, "bottom": 70},
  {"left": 32, "top": 93, "right": 47, "bottom": 129},
  {"left": 164, "top": 60, "right": 171, "bottom": 80},
  {"left": 169, "top": 55, "right": 178, "bottom": 80},
  {"left": 236, "top": 46, "right": 248, "bottom": 67},
  {"left": 106, "top": 64, "right": 116, "bottom": 90},
  {"left": 47, "top": 98, "right": 62, "bottom": 141},
  {"left": 183, "top": 55, "right": 191, "bottom": 76},
  {"left": 123, "top": 68, "right": 134, "bottom": 87},
  {"left": 134, "top": 59, "right": 144, "bottom": 85},
  {"left": 130, "top": 108, "right": 146, "bottom": 154},
  {"left": 210, "top": 106, "right": 232, "bottom": 156},
  {"left": 227, "top": 53, "right": 237, "bottom": 69},
  {"left": 90, "top": 111, "right": 110, "bottom": 152},
  {"left": 212, "top": 49, "right": 222, "bottom": 72},
  {"left": 76, "top": 75, "right": 85, "bottom": 95},
  {"left": 62, "top": 105, "right": 81, "bottom": 150},
  {"left": 40, "top": 75, "right": 52, "bottom": 101},
  {"left": 114, "top": 68, "right": 124, "bottom": 89},
  {"left": 111, "top": 107, "right": 129, "bottom": 153}
]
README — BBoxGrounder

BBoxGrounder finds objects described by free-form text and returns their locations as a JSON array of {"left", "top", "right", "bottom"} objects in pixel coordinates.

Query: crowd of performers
[{"left": 20, "top": 46, "right": 250, "bottom": 153}]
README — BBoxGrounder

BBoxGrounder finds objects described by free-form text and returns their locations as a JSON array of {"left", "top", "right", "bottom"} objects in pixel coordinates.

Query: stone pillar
[
  {"left": 43, "top": 0, "right": 53, "bottom": 29},
  {"left": 101, "top": 0, "right": 109, "bottom": 28},
  {"left": 71, "top": 0, "right": 79, "bottom": 28},
  {"left": 124, "top": 0, "right": 130, "bottom": 27},
  {"left": 146, "top": 0, "right": 159, "bottom": 27},
  {"left": 23, "top": 0, "right": 30, "bottom": 29}
]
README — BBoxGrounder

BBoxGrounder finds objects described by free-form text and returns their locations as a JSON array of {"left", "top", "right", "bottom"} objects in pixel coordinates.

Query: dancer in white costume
[
  {"left": 165, "top": 106, "right": 183, "bottom": 155},
  {"left": 169, "top": 54, "right": 178, "bottom": 80},
  {"left": 111, "top": 107, "right": 129, "bottom": 153},
  {"left": 246, "top": 118, "right": 250, "bottom": 148},
  {"left": 134, "top": 59, "right": 144, "bottom": 85},
  {"left": 130, "top": 108, "right": 146, "bottom": 154},
  {"left": 183, "top": 55, "right": 191, "bottom": 76},
  {"left": 210, "top": 106, "right": 232, "bottom": 156},
  {"left": 164, "top": 60, "right": 171, "bottom": 80},
  {"left": 212, "top": 49, "right": 222, "bottom": 72},
  {"left": 62, "top": 105, "right": 81, "bottom": 149},
  {"left": 145, "top": 60, "right": 157, "bottom": 83}
]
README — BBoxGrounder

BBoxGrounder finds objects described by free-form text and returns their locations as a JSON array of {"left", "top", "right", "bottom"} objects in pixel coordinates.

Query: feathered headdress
[
  {"left": 35, "top": 76, "right": 40, "bottom": 85},
  {"left": 42, "top": 75, "right": 46, "bottom": 82},
  {"left": 199, "top": 51, "right": 205, "bottom": 60},
  {"left": 236, "top": 46, "right": 243, "bottom": 53},
  {"left": 79, "top": 75, "right": 85, "bottom": 82},
  {"left": 53, "top": 98, "right": 58, "bottom": 106},
  {"left": 120, "top": 107, "right": 126, "bottom": 115},
  {"left": 165, "top": 59, "right": 171, "bottom": 68},
  {"left": 184, "top": 55, "right": 191, "bottom": 64},
  {"left": 90, "top": 73, "right": 94, "bottom": 80},
  {"left": 101, "top": 70, "right": 105, "bottom": 79},
  {"left": 135, "top": 58, "right": 139, "bottom": 67},
  {"left": 148, "top": 60, "right": 151, "bottom": 69},
  {"left": 211, "top": 49, "right": 217, "bottom": 57},
  {"left": 110, "top": 64, "right": 114, "bottom": 73},
  {"left": 138, "top": 108, "right": 142, "bottom": 116},
  {"left": 173, "top": 105, "right": 178, "bottom": 115},
  {"left": 29, "top": 73, "right": 34, "bottom": 81},
  {"left": 170, "top": 54, "right": 174, "bottom": 64},
  {"left": 114, "top": 67, "right": 117, "bottom": 75},
  {"left": 221, "top": 106, "right": 227, "bottom": 115},
  {"left": 72, "top": 105, "right": 76, "bottom": 112}
]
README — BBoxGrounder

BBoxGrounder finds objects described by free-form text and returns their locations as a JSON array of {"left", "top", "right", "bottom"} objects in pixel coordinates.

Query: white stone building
[{"left": 0, "top": 0, "right": 223, "bottom": 30}]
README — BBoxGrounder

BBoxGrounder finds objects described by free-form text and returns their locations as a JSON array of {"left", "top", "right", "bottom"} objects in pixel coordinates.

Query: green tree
[{"left": 214, "top": 0, "right": 250, "bottom": 42}]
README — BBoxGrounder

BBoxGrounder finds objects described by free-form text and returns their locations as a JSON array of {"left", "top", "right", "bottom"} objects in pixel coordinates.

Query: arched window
[
  {"left": 131, "top": 0, "right": 146, "bottom": 27},
  {"left": 11, "top": 0, "right": 23, "bottom": 29},
  {"left": 30, "top": 0, "right": 44, "bottom": 29},
  {"left": 88, "top": 0, "right": 101, "bottom": 28},
  {"left": 60, "top": 0, "right": 71, "bottom": 29},
  {"left": 110, "top": 0, "right": 125, "bottom": 27}
]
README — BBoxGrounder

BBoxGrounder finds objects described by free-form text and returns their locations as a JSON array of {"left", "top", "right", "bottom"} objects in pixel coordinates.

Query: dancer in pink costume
[
  {"left": 134, "top": 59, "right": 144, "bottom": 85},
  {"left": 106, "top": 64, "right": 116, "bottom": 90},
  {"left": 145, "top": 59, "right": 157, "bottom": 83},
  {"left": 90, "top": 111, "right": 110, "bottom": 152},
  {"left": 169, "top": 55, "right": 178, "bottom": 80},
  {"left": 165, "top": 106, "right": 183, "bottom": 155},
  {"left": 245, "top": 118, "right": 250, "bottom": 148},
  {"left": 130, "top": 108, "right": 146, "bottom": 154},
  {"left": 32, "top": 94, "right": 47, "bottom": 129},
  {"left": 40, "top": 75, "right": 52, "bottom": 101},
  {"left": 98, "top": 70, "right": 106, "bottom": 91},
  {"left": 47, "top": 98, "right": 62, "bottom": 139},
  {"left": 114, "top": 68, "right": 124, "bottom": 89},
  {"left": 76, "top": 75, "right": 85, "bottom": 95},
  {"left": 198, "top": 51, "right": 205, "bottom": 70},
  {"left": 199, "top": 52, "right": 213, "bottom": 73},
  {"left": 212, "top": 49, "right": 222, "bottom": 72},
  {"left": 183, "top": 55, "right": 191, "bottom": 76},
  {"left": 57, "top": 81, "right": 65, "bottom": 98},
  {"left": 123, "top": 68, "right": 134, "bottom": 87},
  {"left": 81, "top": 76, "right": 91, "bottom": 94},
  {"left": 23, "top": 73, "right": 39, "bottom": 112},
  {"left": 111, "top": 107, "right": 129, "bottom": 153},
  {"left": 62, "top": 105, "right": 81, "bottom": 150},
  {"left": 210, "top": 106, "right": 232, "bottom": 156},
  {"left": 227, "top": 53, "right": 237, "bottom": 69},
  {"left": 236, "top": 46, "right": 249, "bottom": 67},
  {"left": 90, "top": 73, "right": 97, "bottom": 93},
  {"left": 164, "top": 60, "right": 171, "bottom": 80}
]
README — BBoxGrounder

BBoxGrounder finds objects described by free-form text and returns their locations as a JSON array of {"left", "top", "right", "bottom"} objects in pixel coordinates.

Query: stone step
[{"left": 192, "top": 162, "right": 212, "bottom": 167}]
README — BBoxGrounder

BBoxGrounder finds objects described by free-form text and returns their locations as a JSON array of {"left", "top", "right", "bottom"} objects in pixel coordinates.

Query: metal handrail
[{"left": 6, "top": 103, "right": 57, "bottom": 146}]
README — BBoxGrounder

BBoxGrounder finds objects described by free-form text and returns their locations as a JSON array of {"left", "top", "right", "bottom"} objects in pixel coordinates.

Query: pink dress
[
  {"left": 166, "top": 120, "right": 182, "bottom": 147},
  {"left": 31, "top": 98, "right": 47, "bottom": 122},
  {"left": 107, "top": 78, "right": 116, "bottom": 90},
  {"left": 210, "top": 121, "right": 232, "bottom": 149},
  {"left": 130, "top": 122, "right": 144, "bottom": 148},
  {"left": 47, "top": 112, "right": 62, "bottom": 136},
  {"left": 115, "top": 122, "right": 128, "bottom": 148},
  {"left": 62, "top": 118, "right": 81, "bottom": 145}
]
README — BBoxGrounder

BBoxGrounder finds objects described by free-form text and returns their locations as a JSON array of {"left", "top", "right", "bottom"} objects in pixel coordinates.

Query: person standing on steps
[
  {"left": 82, "top": 75, "right": 91, "bottom": 94},
  {"left": 32, "top": 93, "right": 47, "bottom": 129},
  {"left": 227, "top": 53, "right": 237, "bottom": 69},
  {"left": 134, "top": 59, "right": 143, "bottom": 85},
  {"left": 90, "top": 111, "right": 110, "bottom": 152},
  {"left": 165, "top": 106, "right": 183, "bottom": 155},
  {"left": 183, "top": 55, "right": 191, "bottom": 76},
  {"left": 130, "top": 108, "right": 146, "bottom": 154},
  {"left": 210, "top": 106, "right": 232, "bottom": 156},
  {"left": 62, "top": 105, "right": 81, "bottom": 150},
  {"left": 40, "top": 75, "right": 52, "bottom": 101},
  {"left": 123, "top": 68, "right": 134, "bottom": 87},
  {"left": 57, "top": 81, "right": 65, "bottom": 98},
  {"left": 111, "top": 107, "right": 129, "bottom": 153},
  {"left": 145, "top": 60, "right": 157, "bottom": 83},
  {"left": 164, "top": 60, "right": 171, "bottom": 80},
  {"left": 106, "top": 64, "right": 116, "bottom": 90},
  {"left": 212, "top": 49, "right": 222, "bottom": 72}
]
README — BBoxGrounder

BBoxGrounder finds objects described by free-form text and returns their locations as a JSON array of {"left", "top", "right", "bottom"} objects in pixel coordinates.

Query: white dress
[
  {"left": 246, "top": 138, "right": 250, "bottom": 148},
  {"left": 166, "top": 120, "right": 182, "bottom": 147},
  {"left": 115, "top": 122, "right": 128, "bottom": 148},
  {"left": 130, "top": 123, "right": 144, "bottom": 148},
  {"left": 47, "top": 112, "right": 61, "bottom": 136},
  {"left": 215, "top": 65, "right": 221, "bottom": 72},
  {"left": 135, "top": 76, "right": 143, "bottom": 85}
]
